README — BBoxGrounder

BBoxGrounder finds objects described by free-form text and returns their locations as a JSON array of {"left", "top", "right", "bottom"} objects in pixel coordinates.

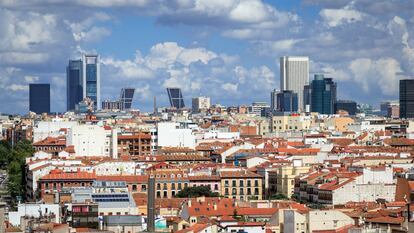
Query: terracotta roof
[
  {"left": 175, "top": 223, "right": 209, "bottom": 233},
  {"left": 97, "top": 175, "right": 148, "bottom": 183},
  {"left": 33, "top": 136, "right": 66, "bottom": 146},
  {"left": 364, "top": 216, "right": 405, "bottom": 224},
  {"left": 41, "top": 169, "right": 96, "bottom": 180}
]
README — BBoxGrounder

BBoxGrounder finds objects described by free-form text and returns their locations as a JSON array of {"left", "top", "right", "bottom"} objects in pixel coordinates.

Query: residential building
[
  {"left": 157, "top": 122, "right": 195, "bottom": 149},
  {"left": 219, "top": 170, "right": 263, "bottom": 200},
  {"left": 192, "top": 96, "right": 210, "bottom": 113},
  {"left": 29, "top": 84, "right": 50, "bottom": 114},
  {"left": 280, "top": 56, "right": 309, "bottom": 111},
  {"left": 66, "top": 125, "right": 115, "bottom": 157},
  {"left": 276, "top": 162, "right": 311, "bottom": 198},
  {"left": 118, "top": 133, "right": 152, "bottom": 157}
]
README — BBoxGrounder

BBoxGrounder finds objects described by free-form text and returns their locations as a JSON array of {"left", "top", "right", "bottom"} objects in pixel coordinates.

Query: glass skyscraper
[
  {"left": 310, "top": 74, "right": 337, "bottom": 114},
  {"left": 276, "top": 90, "right": 298, "bottom": 112},
  {"left": 167, "top": 88, "right": 185, "bottom": 109},
  {"left": 120, "top": 88, "right": 135, "bottom": 110},
  {"left": 29, "top": 84, "right": 50, "bottom": 114},
  {"left": 66, "top": 54, "right": 100, "bottom": 111},
  {"left": 67, "top": 59, "right": 83, "bottom": 111},
  {"left": 400, "top": 79, "right": 414, "bottom": 119},
  {"left": 83, "top": 54, "right": 100, "bottom": 110}
]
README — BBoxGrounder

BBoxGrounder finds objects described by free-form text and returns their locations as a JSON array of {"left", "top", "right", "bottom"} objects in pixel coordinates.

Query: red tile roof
[{"left": 41, "top": 169, "right": 96, "bottom": 180}]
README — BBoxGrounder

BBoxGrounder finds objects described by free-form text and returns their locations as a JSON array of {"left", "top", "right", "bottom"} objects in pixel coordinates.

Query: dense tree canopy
[
  {"left": 175, "top": 185, "right": 220, "bottom": 198},
  {"left": 0, "top": 139, "right": 34, "bottom": 203}
]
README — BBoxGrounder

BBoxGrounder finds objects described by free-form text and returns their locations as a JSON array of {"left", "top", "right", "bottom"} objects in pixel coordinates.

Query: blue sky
[{"left": 0, "top": 0, "right": 413, "bottom": 113}]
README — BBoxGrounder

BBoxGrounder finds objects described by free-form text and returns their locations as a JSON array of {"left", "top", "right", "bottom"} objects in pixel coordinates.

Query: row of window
[
  {"left": 224, "top": 179, "right": 259, "bottom": 187},
  {"left": 224, "top": 187, "right": 260, "bottom": 196}
]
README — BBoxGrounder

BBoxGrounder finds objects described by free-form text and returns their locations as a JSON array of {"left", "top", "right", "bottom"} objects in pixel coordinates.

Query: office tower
[
  {"left": 303, "top": 84, "right": 312, "bottom": 112},
  {"left": 29, "top": 84, "right": 50, "bottom": 114},
  {"left": 280, "top": 56, "right": 309, "bottom": 111},
  {"left": 67, "top": 59, "right": 83, "bottom": 111},
  {"left": 276, "top": 90, "right": 298, "bottom": 112},
  {"left": 310, "top": 74, "right": 337, "bottom": 114},
  {"left": 400, "top": 79, "right": 414, "bottom": 118},
  {"left": 270, "top": 89, "right": 278, "bottom": 111},
  {"left": 120, "top": 88, "right": 135, "bottom": 110},
  {"left": 192, "top": 96, "right": 210, "bottom": 113},
  {"left": 166, "top": 88, "right": 185, "bottom": 109},
  {"left": 335, "top": 100, "right": 357, "bottom": 115},
  {"left": 83, "top": 54, "right": 100, "bottom": 110}
]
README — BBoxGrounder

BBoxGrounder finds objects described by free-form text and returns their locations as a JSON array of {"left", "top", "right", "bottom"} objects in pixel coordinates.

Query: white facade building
[
  {"left": 280, "top": 56, "right": 309, "bottom": 111},
  {"left": 67, "top": 125, "right": 116, "bottom": 157},
  {"left": 157, "top": 122, "right": 196, "bottom": 149},
  {"left": 33, "top": 120, "right": 78, "bottom": 142},
  {"left": 8, "top": 203, "right": 61, "bottom": 226}
]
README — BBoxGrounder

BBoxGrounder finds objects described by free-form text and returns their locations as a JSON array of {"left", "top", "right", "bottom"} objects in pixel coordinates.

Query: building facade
[
  {"left": 276, "top": 90, "right": 298, "bottom": 112},
  {"left": 400, "top": 79, "right": 414, "bottom": 118},
  {"left": 83, "top": 54, "right": 100, "bottom": 110},
  {"left": 29, "top": 84, "right": 50, "bottom": 114},
  {"left": 192, "top": 96, "right": 210, "bottom": 113},
  {"left": 310, "top": 74, "right": 337, "bottom": 114},
  {"left": 280, "top": 56, "right": 309, "bottom": 111},
  {"left": 167, "top": 88, "right": 185, "bottom": 109},
  {"left": 67, "top": 60, "right": 83, "bottom": 111}
]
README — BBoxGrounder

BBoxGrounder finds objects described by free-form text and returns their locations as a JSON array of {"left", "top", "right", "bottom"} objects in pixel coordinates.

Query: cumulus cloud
[{"left": 320, "top": 8, "right": 365, "bottom": 27}]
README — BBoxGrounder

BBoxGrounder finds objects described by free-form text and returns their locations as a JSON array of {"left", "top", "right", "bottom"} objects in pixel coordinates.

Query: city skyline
[{"left": 0, "top": 1, "right": 413, "bottom": 114}]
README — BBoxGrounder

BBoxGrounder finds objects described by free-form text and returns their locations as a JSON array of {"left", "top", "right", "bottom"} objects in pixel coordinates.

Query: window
[
  {"left": 255, "top": 188, "right": 259, "bottom": 195},
  {"left": 163, "top": 183, "right": 167, "bottom": 190},
  {"left": 225, "top": 180, "right": 229, "bottom": 187},
  {"left": 178, "top": 183, "right": 182, "bottom": 189},
  {"left": 247, "top": 180, "right": 251, "bottom": 186},
  {"left": 240, "top": 188, "right": 244, "bottom": 195},
  {"left": 142, "top": 185, "right": 147, "bottom": 191},
  {"left": 254, "top": 180, "right": 259, "bottom": 187},
  {"left": 225, "top": 188, "right": 229, "bottom": 195},
  {"left": 157, "top": 191, "right": 161, "bottom": 198},
  {"left": 232, "top": 180, "right": 237, "bottom": 186},
  {"left": 214, "top": 184, "right": 219, "bottom": 190},
  {"left": 172, "top": 183, "right": 176, "bottom": 189},
  {"left": 163, "top": 191, "right": 168, "bottom": 198},
  {"left": 232, "top": 188, "right": 237, "bottom": 195},
  {"left": 132, "top": 185, "right": 137, "bottom": 191},
  {"left": 157, "top": 184, "right": 161, "bottom": 190},
  {"left": 240, "top": 180, "right": 244, "bottom": 187}
]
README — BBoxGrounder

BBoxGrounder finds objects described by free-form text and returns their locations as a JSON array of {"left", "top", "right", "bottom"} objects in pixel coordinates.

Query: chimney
[
  {"left": 213, "top": 202, "right": 217, "bottom": 210},
  {"left": 188, "top": 199, "right": 192, "bottom": 207}
]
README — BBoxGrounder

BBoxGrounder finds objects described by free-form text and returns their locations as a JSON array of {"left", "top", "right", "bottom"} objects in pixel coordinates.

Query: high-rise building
[
  {"left": 270, "top": 89, "right": 278, "bottom": 111},
  {"left": 335, "top": 100, "right": 357, "bottom": 115},
  {"left": 167, "top": 88, "right": 185, "bottom": 109},
  {"left": 280, "top": 56, "right": 309, "bottom": 111},
  {"left": 29, "top": 84, "right": 50, "bottom": 114},
  {"left": 120, "top": 88, "right": 135, "bottom": 110},
  {"left": 192, "top": 96, "right": 210, "bottom": 113},
  {"left": 380, "top": 101, "right": 399, "bottom": 118},
  {"left": 83, "top": 54, "right": 100, "bottom": 110},
  {"left": 249, "top": 102, "right": 270, "bottom": 117},
  {"left": 310, "top": 74, "right": 337, "bottom": 114},
  {"left": 67, "top": 59, "right": 83, "bottom": 111},
  {"left": 400, "top": 79, "right": 414, "bottom": 119},
  {"left": 276, "top": 90, "right": 298, "bottom": 112}
]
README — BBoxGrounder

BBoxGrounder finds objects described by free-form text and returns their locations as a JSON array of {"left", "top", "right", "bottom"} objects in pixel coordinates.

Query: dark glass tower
[
  {"left": 66, "top": 60, "right": 83, "bottom": 111},
  {"left": 310, "top": 74, "right": 337, "bottom": 114},
  {"left": 167, "top": 88, "right": 185, "bottom": 109},
  {"left": 120, "top": 88, "right": 135, "bottom": 110},
  {"left": 29, "top": 84, "right": 50, "bottom": 114},
  {"left": 400, "top": 79, "right": 414, "bottom": 119},
  {"left": 335, "top": 100, "right": 357, "bottom": 115},
  {"left": 83, "top": 55, "right": 100, "bottom": 110},
  {"left": 276, "top": 90, "right": 298, "bottom": 112}
]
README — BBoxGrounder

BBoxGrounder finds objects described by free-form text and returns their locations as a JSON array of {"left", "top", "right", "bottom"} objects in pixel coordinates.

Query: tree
[
  {"left": 270, "top": 193, "right": 289, "bottom": 200},
  {"left": 175, "top": 186, "right": 220, "bottom": 198},
  {"left": 0, "top": 140, "right": 11, "bottom": 168},
  {"left": 4, "top": 139, "right": 34, "bottom": 205}
]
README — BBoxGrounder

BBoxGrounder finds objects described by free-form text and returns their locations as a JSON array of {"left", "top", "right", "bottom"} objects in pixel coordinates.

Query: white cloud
[
  {"left": 320, "top": 8, "right": 365, "bottom": 27},
  {"left": 24, "top": 75, "right": 39, "bottom": 83},
  {"left": 349, "top": 58, "right": 405, "bottom": 95},
  {"left": 7, "top": 84, "right": 28, "bottom": 91},
  {"left": 222, "top": 83, "right": 238, "bottom": 93}
]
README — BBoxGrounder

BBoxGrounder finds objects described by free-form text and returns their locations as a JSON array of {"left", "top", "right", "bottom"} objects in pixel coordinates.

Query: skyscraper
[
  {"left": 270, "top": 89, "right": 278, "bottom": 112},
  {"left": 310, "top": 74, "right": 337, "bottom": 114},
  {"left": 280, "top": 56, "right": 309, "bottom": 111},
  {"left": 67, "top": 59, "right": 83, "bottom": 111},
  {"left": 335, "top": 100, "right": 357, "bottom": 115},
  {"left": 29, "top": 84, "right": 50, "bottom": 114},
  {"left": 83, "top": 54, "right": 100, "bottom": 110},
  {"left": 120, "top": 88, "right": 135, "bottom": 110},
  {"left": 400, "top": 79, "right": 414, "bottom": 119},
  {"left": 276, "top": 90, "right": 298, "bottom": 112},
  {"left": 167, "top": 88, "right": 185, "bottom": 109}
]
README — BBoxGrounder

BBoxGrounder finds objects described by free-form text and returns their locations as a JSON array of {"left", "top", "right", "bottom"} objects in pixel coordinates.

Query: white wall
[
  {"left": 157, "top": 122, "right": 195, "bottom": 149},
  {"left": 9, "top": 203, "right": 60, "bottom": 226},
  {"left": 33, "top": 121, "right": 78, "bottom": 142},
  {"left": 308, "top": 210, "right": 354, "bottom": 232},
  {"left": 67, "top": 125, "right": 106, "bottom": 157}
]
